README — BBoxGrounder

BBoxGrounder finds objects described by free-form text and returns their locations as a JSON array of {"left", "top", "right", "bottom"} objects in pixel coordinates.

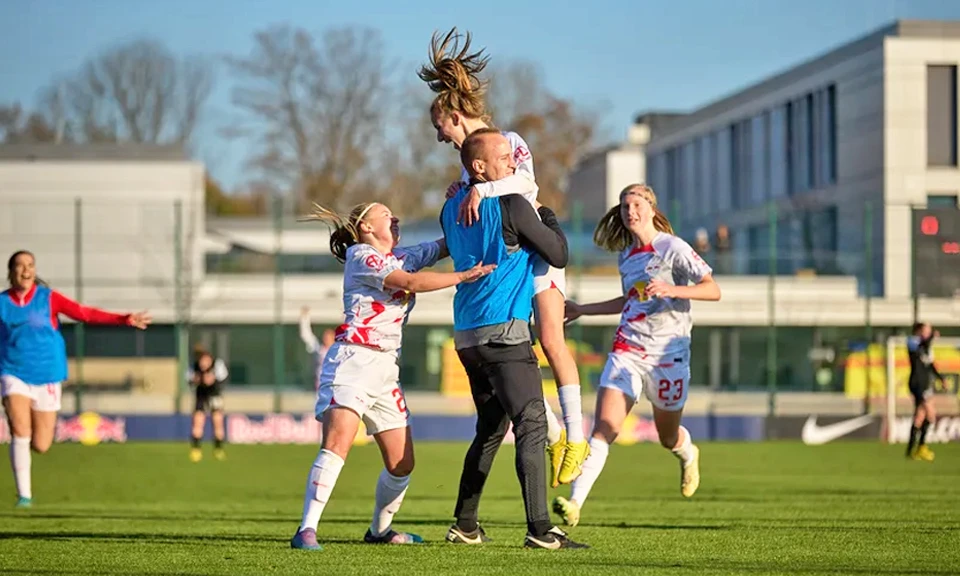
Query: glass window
[
  {"left": 716, "top": 128, "right": 732, "bottom": 212},
  {"left": 750, "top": 114, "right": 767, "bottom": 205},
  {"left": 770, "top": 106, "right": 787, "bottom": 199}
]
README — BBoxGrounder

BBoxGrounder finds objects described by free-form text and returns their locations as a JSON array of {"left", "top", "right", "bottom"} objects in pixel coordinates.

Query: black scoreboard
[{"left": 913, "top": 208, "right": 960, "bottom": 298}]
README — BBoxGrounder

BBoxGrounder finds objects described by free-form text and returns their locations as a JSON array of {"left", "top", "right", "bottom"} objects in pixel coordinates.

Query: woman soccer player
[
  {"left": 291, "top": 202, "right": 495, "bottom": 550},
  {"left": 552, "top": 184, "right": 721, "bottom": 527},
  {"left": 418, "top": 27, "right": 588, "bottom": 487},
  {"left": 188, "top": 346, "right": 229, "bottom": 462},
  {"left": 1, "top": 250, "right": 151, "bottom": 507}
]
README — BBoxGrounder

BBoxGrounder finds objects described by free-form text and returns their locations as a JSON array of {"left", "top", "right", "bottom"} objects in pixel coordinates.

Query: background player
[
  {"left": 299, "top": 306, "right": 335, "bottom": 392},
  {"left": 1, "top": 250, "right": 150, "bottom": 507},
  {"left": 553, "top": 184, "right": 721, "bottom": 527},
  {"left": 418, "top": 27, "right": 587, "bottom": 487},
  {"left": 188, "top": 345, "right": 228, "bottom": 462},
  {"left": 906, "top": 322, "right": 945, "bottom": 461},
  {"left": 290, "top": 202, "right": 494, "bottom": 551}
]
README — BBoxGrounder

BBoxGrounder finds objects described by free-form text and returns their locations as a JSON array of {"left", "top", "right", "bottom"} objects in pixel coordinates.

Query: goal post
[{"left": 885, "top": 335, "right": 960, "bottom": 443}]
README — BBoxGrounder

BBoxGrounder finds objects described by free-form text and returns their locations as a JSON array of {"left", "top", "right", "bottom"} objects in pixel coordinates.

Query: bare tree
[
  {"left": 0, "top": 102, "right": 64, "bottom": 144},
  {"left": 43, "top": 39, "right": 213, "bottom": 145},
  {"left": 226, "top": 25, "right": 393, "bottom": 212}
]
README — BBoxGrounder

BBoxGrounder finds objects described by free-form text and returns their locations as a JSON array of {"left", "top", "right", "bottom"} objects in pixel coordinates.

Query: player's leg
[
  {"left": 292, "top": 406, "right": 360, "bottom": 550},
  {"left": 907, "top": 394, "right": 925, "bottom": 458},
  {"left": 190, "top": 404, "right": 206, "bottom": 463},
  {"left": 2, "top": 380, "right": 34, "bottom": 507},
  {"left": 448, "top": 345, "right": 509, "bottom": 544},
  {"left": 211, "top": 403, "right": 226, "bottom": 461},
  {"left": 533, "top": 274, "right": 587, "bottom": 487},
  {"left": 647, "top": 359, "right": 699, "bottom": 497},
  {"left": 365, "top": 423, "right": 422, "bottom": 544},
  {"left": 554, "top": 384, "right": 633, "bottom": 527},
  {"left": 916, "top": 397, "right": 937, "bottom": 461}
]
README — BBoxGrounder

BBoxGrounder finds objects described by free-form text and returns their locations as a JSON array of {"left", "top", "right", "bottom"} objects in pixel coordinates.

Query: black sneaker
[
  {"left": 524, "top": 526, "right": 589, "bottom": 550},
  {"left": 445, "top": 523, "right": 492, "bottom": 544}
]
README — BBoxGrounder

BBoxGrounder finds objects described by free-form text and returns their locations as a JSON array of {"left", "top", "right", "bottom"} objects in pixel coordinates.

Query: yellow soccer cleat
[
  {"left": 214, "top": 448, "right": 227, "bottom": 461},
  {"left": 681, "top": 444, "right": 701, "bottom": 498},
  {"left": 915, "top": 445, "right": 935, "bottom": 462},
  {"left": 546, "top": 429, "right": 566, "bottom": 488},
  {"left": 558, "top": 439, "right": 590, "bottom": 485},
  {"left": 552, "top": 496, "right": 581, "bottom": 527},
  {"left": 190, "top": 448, "right": 203, "bottom": 463}
]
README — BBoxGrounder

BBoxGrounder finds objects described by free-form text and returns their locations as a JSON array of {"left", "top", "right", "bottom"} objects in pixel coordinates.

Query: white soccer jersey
[
  {"left": 335, "top": 241, "right": 441, "bottom": 354},
  {"left": 612, "top": 233, "right": 713, "bottom": 360},
  {"left": 459, "top": 130, "right": 539, "bottom": 205}
]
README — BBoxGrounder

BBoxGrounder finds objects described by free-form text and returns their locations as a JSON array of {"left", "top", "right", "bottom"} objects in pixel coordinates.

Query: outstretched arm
[
  {"left": 299, "top": 308, "right": 320, "bottom": 353},
  {"left": 382, "top": 262, "right": 496, "bottom": 294},
  {"left": 50, "top": 291, "right": 150, "bottom": 328}
]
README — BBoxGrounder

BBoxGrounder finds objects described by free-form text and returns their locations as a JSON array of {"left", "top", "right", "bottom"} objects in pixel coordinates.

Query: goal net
[{"left": 884, "top": 335, "right": 960, "bottom": 444}]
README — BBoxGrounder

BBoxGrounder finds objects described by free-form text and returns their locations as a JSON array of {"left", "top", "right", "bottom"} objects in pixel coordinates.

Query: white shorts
[
  {"left": 315, "top": 343, "right": 409, "bottom": 435},
  {"left": 1, "top": 375, "right": 62, "bottom": 412},
  {"left": 533, "top": 257, "right": 566, "bottom": 297},
  {"left": 598, "top": 351, "right": 690, "bottom": 412}
]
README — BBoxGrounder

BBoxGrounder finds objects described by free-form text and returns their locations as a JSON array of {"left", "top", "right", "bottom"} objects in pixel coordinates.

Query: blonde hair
[
  {"left": 299, "top": 202, "right": 378, "bottom": 263},
  {"left": 594, "top": 184, "right": 674, "bottom": 252},
  {"left": 417, "top": 27, "right": 491, "bottom": 122}
]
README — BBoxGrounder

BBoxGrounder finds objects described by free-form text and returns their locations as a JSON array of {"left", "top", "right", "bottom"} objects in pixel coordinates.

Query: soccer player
[
  {"left": 553, "top": 184, "right": 721, "bottom": 527},
  {"left": 188, "top": 346, "right": 228, "bottom": 462},
  {"left": 299, "top": 307, "right": 335, "bottom": 392},
  {"left": 1, "top": 250, "right": 151, "bottom": 507},
  {"left": 906, "top": 322, "right": 945, "bottom": 461},
  {"left": 418, "top": 27, "right": 588, "bottom": 487},
  {"left": 442, "top": 128, "right": 587, "bottom": 549},
  {"left": 290, "top": 202, "right": 495, "bottom": 550}
]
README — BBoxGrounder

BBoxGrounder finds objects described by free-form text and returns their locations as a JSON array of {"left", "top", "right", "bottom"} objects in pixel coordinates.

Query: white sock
[
  {"left": 10, "top": 436, "right": 31, "bottom": 499},
  {"left": 569, "top": 437, "right": 610, "bottom": 506},
  {"left": 299, "top": 449, "right": 345, "bottom": 532},
  {"left": 557, "top": 385, "right": 585, "bottom": 443},
  {"left": 671, "top": 426, "right": 695, "bottom": 464},
  {"left": 370, "top": 469, "right": 410, "bottom": 536},
  {"left": 544, "top": 399, "right": 563, "bottom": 445}
]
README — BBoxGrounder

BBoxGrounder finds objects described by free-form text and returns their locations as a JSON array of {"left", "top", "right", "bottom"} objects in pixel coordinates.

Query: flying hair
[
  {"left": 298, "top": 202, "right": 377, "bottom": 263},
  {"left": 593, "top": 184, "right": 674, "bottom": 252},
  {"left": 417, "top": 27, "right": 490, "bottom": 121}
]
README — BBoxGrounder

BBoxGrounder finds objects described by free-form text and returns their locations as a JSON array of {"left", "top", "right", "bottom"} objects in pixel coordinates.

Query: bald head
[{"left": 460, "top": 128, "right": 516, "bottom": 182}]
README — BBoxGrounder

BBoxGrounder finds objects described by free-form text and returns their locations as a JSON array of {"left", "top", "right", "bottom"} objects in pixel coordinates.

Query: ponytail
[
  {"left": 652, "top": 209, "right": 674, "bottom": 235},
  {"left": 418, "top": 27, "right": 490, "bottom": 121},
  {"left": 299, "top": 202, "right": 377, "bottom": 264}
]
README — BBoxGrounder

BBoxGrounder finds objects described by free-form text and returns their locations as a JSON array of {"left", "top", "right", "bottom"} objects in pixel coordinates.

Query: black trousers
[{"left": 453, "top": 342, "right": 551, "bottom": 537}]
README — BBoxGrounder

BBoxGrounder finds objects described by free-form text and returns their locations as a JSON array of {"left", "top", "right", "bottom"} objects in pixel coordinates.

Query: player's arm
[
  {"left": 649, "top": 274, "right": 721, "bottom": 301},
  {"left": 298, "top": 307, "right": 321, "bottom": 353},
  {"left": 503, "top": 195, "right": 568, "bottom": 269},
  {"left": 645, "top": 239, "right": 721, "bottom": 301},
  {"left": 50, "top": 291, "right": 151, "bottom": 328},
  {"left": 459, "top": 135, "right": 538, "bottom": 223},
  {"left": 382, "top": 264, "right": 494, "bottom": 294},
  {"left": 565, "top": 296, "right": 627, "bottom": 324}
]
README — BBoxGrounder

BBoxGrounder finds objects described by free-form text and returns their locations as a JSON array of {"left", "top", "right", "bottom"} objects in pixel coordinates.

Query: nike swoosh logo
[{"left": 801, "top": 415, "right": 875, "bottom": 445}]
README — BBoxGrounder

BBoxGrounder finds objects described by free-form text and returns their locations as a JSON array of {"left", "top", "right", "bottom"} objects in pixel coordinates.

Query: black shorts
[{"left": 195, "top": 392, "right": 224, "bottom": 413}]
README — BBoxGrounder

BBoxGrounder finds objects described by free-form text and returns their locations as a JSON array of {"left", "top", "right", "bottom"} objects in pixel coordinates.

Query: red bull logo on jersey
[{"left": 56, "top": 412, "right": 127, "bottom": 446}]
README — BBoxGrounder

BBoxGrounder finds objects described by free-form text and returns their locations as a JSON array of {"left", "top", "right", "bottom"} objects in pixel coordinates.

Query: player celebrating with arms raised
[
  {"left": 418, "top": 27, "right": 588, "bottom": 487},
  {"left": 1, "top": 250, "right": 150, "bottom": 507},
  {"left": 553, "top": 184, "right": 721, "bottom": 527},
  {"left": 291, "top": 202, "right": 494, "bottom": 550}
]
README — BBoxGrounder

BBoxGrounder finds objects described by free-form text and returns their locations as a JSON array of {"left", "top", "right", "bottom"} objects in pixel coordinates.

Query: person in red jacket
[{"left": 1, "top": 250, "right": 150, "bottom": 507}]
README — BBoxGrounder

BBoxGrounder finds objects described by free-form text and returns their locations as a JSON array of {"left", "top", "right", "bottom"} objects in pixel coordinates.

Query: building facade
[{"left": 644, "top": 20, "right": 960, "bottom": 298}]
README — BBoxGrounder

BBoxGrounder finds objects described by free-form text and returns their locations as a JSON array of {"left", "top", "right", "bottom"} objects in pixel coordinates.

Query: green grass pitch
[{"left": 0, "top": 441, "right": 958, "bottom": 575}]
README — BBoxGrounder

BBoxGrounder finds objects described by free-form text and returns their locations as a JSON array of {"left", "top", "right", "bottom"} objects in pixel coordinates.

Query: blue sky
[{"left": 3, "top": 0, "right": 960, "bottom": 188}]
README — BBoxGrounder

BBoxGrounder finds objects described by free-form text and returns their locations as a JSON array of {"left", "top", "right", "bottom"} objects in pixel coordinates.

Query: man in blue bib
[{"left": 440, "top": 128, "right": 587, "bottom": 550}]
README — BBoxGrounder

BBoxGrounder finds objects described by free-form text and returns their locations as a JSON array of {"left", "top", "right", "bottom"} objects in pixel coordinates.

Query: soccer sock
[
  {"left": 10, "top": 436, "right": 31, "bottom": 499},
  {"left": 569, "top": 437, "right": 610, "bottom": 506},
  {"left": 558, "top": 384, "right": 585, "bottom": 443},
  {"left": 671, "top": 426, "right": 696, "bottom": 464},
  {"left": 214, "top": 438, "right": 223, "bottom": 450},
  {"left": 370, "top": 469, "right": 410, "bottom": 536},
  {"left": 907, "top": 425, "right": 920, "bottom": 455},
  {"left": 544, "top": 399, "right": 563, "bottom": 445},
  {"left": 299, "top": 449, "right": 345, "bottom": 532},
  {"left": 919, "top": 419, "right": 931, "bottom": 446},
  {"left": 191, "top": 436, "right": 201, "bottom": 449}
]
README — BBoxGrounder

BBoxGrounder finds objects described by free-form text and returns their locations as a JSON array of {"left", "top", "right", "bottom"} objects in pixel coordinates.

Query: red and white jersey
[
  {"left": 612, "top": 233, "right": 712, "bottom": 360},
  {"left": 460, "top": 130, "right": 539, "bottom": 205},
  {"left": 336, "top": 241, "right": 442, "bottom": 354}
]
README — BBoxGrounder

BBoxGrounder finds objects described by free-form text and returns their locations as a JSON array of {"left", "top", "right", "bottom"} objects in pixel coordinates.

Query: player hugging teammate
[{"left": 290, "top": 202, "right": 494, "bottom": 551}]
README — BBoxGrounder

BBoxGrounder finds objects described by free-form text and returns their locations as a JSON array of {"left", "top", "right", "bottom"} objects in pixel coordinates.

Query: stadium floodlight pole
[
  {"left": 863, "top": 200, "right": 873, "bottom": 414},
  {"left": 74, "top": 197, "right": 84, "bottom": 413},
  {"left": 571, "top": 200, "right": 584, "bottom": 383},
  {"left": 766, "top": 202, "right": 777, "bottom": 417},
  {"left": 272, "top": 195, "right": 284, "bottom": 414},
  {"left": 174, "top": 200, "right": 185, "bottom": 415}
]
